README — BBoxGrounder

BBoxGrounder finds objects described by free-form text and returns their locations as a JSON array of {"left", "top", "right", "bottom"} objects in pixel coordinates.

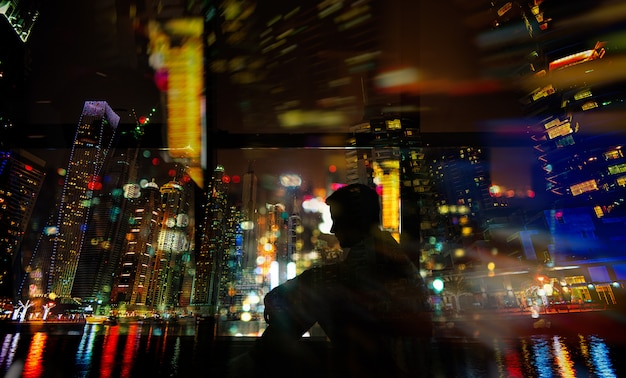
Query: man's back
[{"left": 261, "top": 229, "right": 431, "bottom": 376}]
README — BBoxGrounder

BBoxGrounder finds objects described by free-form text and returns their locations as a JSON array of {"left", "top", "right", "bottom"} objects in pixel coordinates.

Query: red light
[
  {"left": 138, "top": 116, "right": 147, "bottom": 125},
  {"left": 182, "top": 174, "right": 191, "bottom": 183},
  {"left": 168, "top": 169, "right": 176, "bottom": 177},
  {"left": 328, "top": 165, "right": 337, "bottom": 173},
  {"left": 232, "top": 175, "right": 241, "bottom": 184},
  {"left": 154, "top": 68, "right": 168, "bottom": 92},
  {"left": 24, "top": 164, "right": 33, "bottom": 171},
  {"left": 222, "top": 175, "right": 231, "bottom": 184},
  {"left": 151, "top": 157, "right": 160, "bottom": 166}
]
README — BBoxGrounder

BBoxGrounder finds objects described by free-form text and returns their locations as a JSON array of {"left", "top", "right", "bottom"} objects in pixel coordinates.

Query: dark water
[{"left": 0, "top": 321, "right": 624, "bottom": 377}]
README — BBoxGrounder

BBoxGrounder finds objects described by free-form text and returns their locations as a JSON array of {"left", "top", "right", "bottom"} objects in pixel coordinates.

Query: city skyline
[{"left": 1, "top": 0, "right": 625, "bottom": 324}]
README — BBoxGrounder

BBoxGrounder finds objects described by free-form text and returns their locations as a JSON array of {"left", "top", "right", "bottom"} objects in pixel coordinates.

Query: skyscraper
[
  {"left": 193, "top": 165, "right": 229, "bottom": 311},
  {"left": 111, "top": 180, "right": 161, "bottom": 307},
  {"left": 0, "top": 149, "right": 45, "bottom": 299},
  {"left": 346, "top": 110, "right": 425, "bottom": 264},
  {"left": 71, "top": 146, "right": 137, "bottom": 304},
  {"left": 146, "top": 177, "right": 192, "bottom": 310},
  {"left": 241, "top": 163, "right": 258, "bottom": 269},
  {"left": 48, "top": 101, "right": 119, "bottom": 300},
  {"left": 0, "top": 0, "right": 40, "bottom": 43}
]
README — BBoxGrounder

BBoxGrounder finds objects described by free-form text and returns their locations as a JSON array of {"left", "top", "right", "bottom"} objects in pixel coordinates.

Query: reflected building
[
  {"left": 48, "top": 101, "right": 119, "bottom": 301},
  {"left": 465, "top": 0, "right": 626, "bottom": 307}
]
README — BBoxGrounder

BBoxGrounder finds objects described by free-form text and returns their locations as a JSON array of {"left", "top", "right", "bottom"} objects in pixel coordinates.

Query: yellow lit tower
[
  {"left": 47, "top": 101, "right": 119, "bottom": 301},
  {"left": 347, "top": 108, "right": 425, "bottom": 266}
]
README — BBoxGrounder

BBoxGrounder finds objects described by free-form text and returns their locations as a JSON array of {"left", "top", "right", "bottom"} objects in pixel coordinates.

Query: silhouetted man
[{"left": 232, "top": 184, "right": 431, "bottom": 377}]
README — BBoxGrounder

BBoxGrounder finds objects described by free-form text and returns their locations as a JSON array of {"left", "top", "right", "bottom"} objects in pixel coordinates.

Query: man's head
[{"left": 326, "top": 184, "right": 380, "bottom": 248}]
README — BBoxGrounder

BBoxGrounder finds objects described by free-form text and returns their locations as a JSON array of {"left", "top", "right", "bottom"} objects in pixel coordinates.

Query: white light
[
  {"left": 270, "top": 261, "right": 279, "bottom": 289},
  {"left": 247, "top": 292, "right": 260, "bottom": 304},
  {"left": 287, "top": 262, "right": 296, "bottom": 279},
  {"left": 318, "top": 206, "right": 333, "bottom": 234},
  {"left": 241, "top": 220, "right": 254, "bottom": 230}
]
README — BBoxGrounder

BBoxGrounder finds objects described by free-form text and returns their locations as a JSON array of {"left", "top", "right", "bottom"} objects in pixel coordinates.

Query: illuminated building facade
[
  {"left": 0, "top": 150, "right": 45, "bottom": 299},
  {"left": 204, "top": 0, "right": 386, "bottom": 133},
  {"left": 193, "top": 165, "right": 229, "bottom": 310},
  {"left": 71, "top": 145, "right": 140, "bottom": 304},
  {"left": 146, "top": 177, "right": 192, "bottom": 310},
  {"left": 467, "top": 0, "right": 626, "bottom": 305},
  {"left": 110, "top": 180, "right": 161, "bottom": 307},
  {"left": 346, "top": 110, "right": 425, "bottom": 263},
  {"left": 241, "top": 164, "right": 258, "bottom": 269},
  {"left": 426, "top": 147, "right": 504, "bottom": 270},
  {"left": 0, "top": 0, "right": 39, "bottom": 43},
  {"left": 147, "top": 15, "right": 205, "bottom": 187},
  {"left": 216, "top": 205, "right": 244, "bottom": 317},
  {"left": 48, "top": 101, "right": 119, "bottom": 301}
]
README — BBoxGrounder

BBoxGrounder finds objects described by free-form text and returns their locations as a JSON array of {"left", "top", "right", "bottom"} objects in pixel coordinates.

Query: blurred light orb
[
  {"left": 241, "top": 220, "right": 254, "bottom": 230},
  {"left": 432, "top": 278, "right": 444, "bottom": 293},
  {"left": 279, "top": 173, "right": 302, "bottom": 187}
]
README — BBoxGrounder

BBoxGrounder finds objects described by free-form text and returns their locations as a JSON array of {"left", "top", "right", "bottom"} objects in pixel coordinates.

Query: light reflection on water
[
  {"left": 0, "top": 322, "right": 623, "bottom": 377},
  {"left": 21, "top": 332, "right": 45, "bottom": 378},
  {"left": 75, "top": 323, "right": 97, "bottom": 376}
]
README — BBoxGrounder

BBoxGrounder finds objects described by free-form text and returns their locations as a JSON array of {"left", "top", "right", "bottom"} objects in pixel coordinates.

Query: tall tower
[
  {"left": 0, "top": 150, "right": 46, "bottom": 299},
  {"left": 48, "top": 101, "right": 119, "bottom": 300},
  {"left": 193, "top": 165, "right": 229, "bottom": 311},
  {"left": 147, "top": 178, "right": 191, "bottom": 310},
  {"left": 346, "top": 110, "right": 424, "bottom": 262},
  {"left": 111, "top": 180, "right": 161, "bottom": 307},
  {"left": 241, "top": 162, "right": 258, "bottom": 269}
]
